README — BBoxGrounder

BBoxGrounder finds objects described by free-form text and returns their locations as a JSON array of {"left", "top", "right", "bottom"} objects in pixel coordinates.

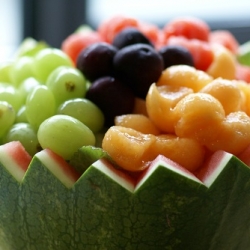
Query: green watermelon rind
[{"left": 0, "top": 152, "right": 250, "bottom": 249}]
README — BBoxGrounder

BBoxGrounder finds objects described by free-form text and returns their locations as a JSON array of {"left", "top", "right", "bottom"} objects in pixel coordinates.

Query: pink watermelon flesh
[
  {"left": 91, "top": 154, "right": 204, "bottom": 193},
  {"left": 135, "top": 155, "right": 202, "bottom": 191},
  {"left": 35, "top": 148, "right": 81, "bottom": 188},
  {"left": 92, "top": 150, "right": 245, "bottom": 192},
  {"left": 1, "top": 140, "right": 248, "bottom": 192},
  {"left": 197, "top": 150, "right": 234, "bottom": 187},
  {"left": 92, "top": 158, "right": 135, "bottom": 192},
  {"left": 0, "top": 141, "right": 32, "bottom": 182},
  {"left": 96, "top": 151, "right": 241, "bottom": 193},
  {"left": 0, "top": 141, "right": 80, "bottom": 188}
]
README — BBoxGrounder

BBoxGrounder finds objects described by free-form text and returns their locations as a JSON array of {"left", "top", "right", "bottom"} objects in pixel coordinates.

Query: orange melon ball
[
  {"left": 206, "top": 44, "right": 236, "bottom": 80},
  {"left": 174, "top": 93, "right": 225, "bottom": 145},
  {"left": 200, "top": 78, "right": 245, "bottom": 114},
  {"left": 102, "top": 126, "right": 156, "bottom": 171},
  {"left": 157, "top": 65, "right": 213, "bottom": 92},
  {"left": 206, "top": 111, "right": 250, "bottom": 155},
  {"left": 152, "top": 134, "right": 205, "bottom": 172},
  {"left": 235, "top": 80, "right": 250, "bottom": 115},
  {"left": 146, "top": 83, "right": 193, "bottom": 133},
  {"left": 115, "top": 114, "right": 160, "bottom": 135}
]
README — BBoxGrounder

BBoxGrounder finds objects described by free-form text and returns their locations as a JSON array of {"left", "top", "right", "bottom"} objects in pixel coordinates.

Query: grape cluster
[
  {"left": 0, "top": 27, "right": 195, "bottom": 160},
  {"left": 0, "top": 40, "right": 105, "bottom": 159},
  {"left": 76, "top": 28, "right": 194, "bottom": 126}
]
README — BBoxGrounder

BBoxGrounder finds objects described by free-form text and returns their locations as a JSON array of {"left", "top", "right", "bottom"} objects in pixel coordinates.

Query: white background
[
  {"left": 0, "top": 0, "right": 22, "bottom": 62},
  {"left": 87, "top": 0, "right": 250, "bottom": 28},
  {"left": 1, "top": 0, "right": 250, "bottom": 62}
]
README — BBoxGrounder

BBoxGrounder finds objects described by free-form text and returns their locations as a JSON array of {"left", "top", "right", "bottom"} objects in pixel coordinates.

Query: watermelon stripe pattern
[{"left": 0, "top": 147, "right": 250, "bottom": 249}]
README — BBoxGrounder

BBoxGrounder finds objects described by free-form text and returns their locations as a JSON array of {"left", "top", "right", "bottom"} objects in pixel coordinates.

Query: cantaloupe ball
[
  {"left": 206, "top": 44, "right": 236, "bottom": 80},
  {"left": 115, "top": 114, "right": 160, "bottom": 135},
  {"left": 174, "top": 93, "right": 225, "bottom": 145},
  {"left": 102, "top": 126, "right": 156, "bottom": 171},
  {"left": 146, "top": 83, "right": 193, "bottom": 133},
  {"left": 151, "top": 134, "right": 205, "bottom": 172},
  {"left": 235, "top": 80, "right": 250, "bottom": 115},
  {"left": 206, "top": 111, "right": 250, "bottom": 155},
  {"left": 157, "top": 65, "right": 213, "bottom": 92},
  {"left": 200, "top": 78, "right": 245, "bottom": 114}
]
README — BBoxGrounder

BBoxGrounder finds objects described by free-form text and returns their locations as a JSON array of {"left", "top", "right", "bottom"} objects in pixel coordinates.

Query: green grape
[
  {"left": 37, "top": 114, "right": 96, "bottom": 160},
  {"left": 9, "top": 56, "right": 36, "bottom": 86},
  {"left": 26, "top": 85, "right": 56, "bottom": 131},
  {"left": 57, "top": 98, "right": 104, "bottom": 132},
  {"left": 18, "top": 77, "right": 41, "bottom": 104},
  {"left": 75, "top": 24, "right": 93, "bottom": 34},
  {"left": 33, "top": 48, "right": 73, "bottom": 83},
  {"left": 0, "top": 82, "right": 10, "bottom": 88},
  {"left": 0, "top": 85, "right": 23, "bottom": 112},
  {"left": 86, "top": 80, "right": 91, "bottom": 90},
  {"left": 15, "top": 37, "right": 48, "bottom": 58},
  {"left": 0, "top": 61, "right": 12, "bottom": 83},
  {"left": 15, "top": 105, "right": 28, "bottom": 123},
  {"left": 46, "top": 66, "right": 87, "bottom": 107},
  {"left": 3, "top": 123, "right": 40, "bottom": 156},
  {"left": 0, "top": 101, "right": 16, "bottom": 138}
]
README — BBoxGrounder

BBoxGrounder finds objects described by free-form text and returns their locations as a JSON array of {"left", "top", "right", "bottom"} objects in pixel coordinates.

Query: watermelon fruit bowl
[
  {"left": 0, "top": 142, "right": 250, "bottom": 250},
  {"left": 2, "top": 15, "right": 250, "bottom": 250},
  {"left": 1, "top": 103, "right": 250, "bottom": 250}
]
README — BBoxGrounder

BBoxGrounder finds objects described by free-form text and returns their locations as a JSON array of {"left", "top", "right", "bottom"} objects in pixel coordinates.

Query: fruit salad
[{"left": 1, "top": 15, "right": 250, "bottom": 249}]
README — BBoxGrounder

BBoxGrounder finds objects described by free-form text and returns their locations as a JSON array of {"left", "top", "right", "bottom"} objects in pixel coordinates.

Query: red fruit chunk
[
  {"left": 61, "top": 32, "right": 103, "bottom": 65},
  {"left": 137, "top": 21, "right": 161, "bottom": 46},
  {"left": 162, "top": 16, "right": 210, "bottom": 42},
  {"left": 235, "top": 63, "right": 250, "bottom": 83},
  {"left": 0, "top": 141, "right": 32, "bottom": 182},
  {"left": 166, "top": 36, "right": 214, "bottom": 71},
  {"left": 209, "top": 30, "right": 239, "bottom": 54},
  {"left": 98, "top": 15, "right": 139, "bottom": 44}
]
